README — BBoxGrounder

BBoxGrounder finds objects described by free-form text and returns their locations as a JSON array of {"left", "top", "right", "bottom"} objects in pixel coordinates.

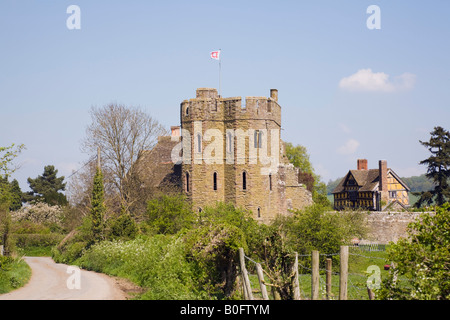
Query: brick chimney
[
  {"left": 357, "top": 159, "right": 368, "bottom": 170},
  {"left": 379, "top": 160, "right": 389, "bottom": 204},
  {"left": 171, "top": 126, "right": 180, "bottom": 137}
]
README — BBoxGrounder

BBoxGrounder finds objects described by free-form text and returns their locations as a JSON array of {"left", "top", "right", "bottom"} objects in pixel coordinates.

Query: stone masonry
[{"left": 179, "top": 88, "right": 312, "bottom": 223}]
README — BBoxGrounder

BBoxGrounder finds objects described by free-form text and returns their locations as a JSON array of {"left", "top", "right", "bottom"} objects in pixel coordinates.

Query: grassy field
[{"left": 246, "top": 246, "right": 390, "bottom": 300}]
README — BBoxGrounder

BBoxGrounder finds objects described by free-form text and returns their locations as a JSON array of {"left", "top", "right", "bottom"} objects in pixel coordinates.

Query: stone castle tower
[{"left": 179, "top": 88, "right": 312, "bottom": 223}]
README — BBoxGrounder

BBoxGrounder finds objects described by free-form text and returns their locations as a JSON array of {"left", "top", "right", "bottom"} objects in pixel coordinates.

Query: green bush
[
  {"left": 183, "top": 222, "right": 246, "bottom": 299},
  {"left": 77, "top": 235, "right": 207, "bottom": 300},
  {"left": 11, "top": 233, "right": 63, "bottom": 248},
  {"left": 106, "top": 211, "right": 138, "bottom": 241},
  {"left": 145, "top": 194, "right": 195, "bottom": 235},
  {"left": 52, "top": 240, "right": 88, "bottom": 264},
  {"left": 377, "top": 203, "right": 450, "bottom": 300}
]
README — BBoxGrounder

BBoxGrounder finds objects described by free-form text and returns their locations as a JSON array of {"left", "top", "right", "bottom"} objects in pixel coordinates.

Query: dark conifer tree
[
  {"left": 24, "top": 165, "right": 68, "bottom": 206},
  {"left": 415, "top": 126, "right": 450, "bottom": 207},
  {"left": 91, "top": 167, "right": 106, "bottom": 241}
]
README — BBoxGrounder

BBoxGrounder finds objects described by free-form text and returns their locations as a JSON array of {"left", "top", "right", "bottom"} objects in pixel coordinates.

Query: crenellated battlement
[{"left": 181, "top": 88, "right": 281, "bottom": 125}]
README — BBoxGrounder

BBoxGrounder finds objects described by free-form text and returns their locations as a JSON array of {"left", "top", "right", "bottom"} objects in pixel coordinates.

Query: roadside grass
[
  {"left": 0, "top": 256, "right": 32, "bottom": 294},
  {"left": 19, "top": 246, "right": 54, "bottom": 257},
  {"left": 73, "top": 235, "right": 209, "bottom": 300}
]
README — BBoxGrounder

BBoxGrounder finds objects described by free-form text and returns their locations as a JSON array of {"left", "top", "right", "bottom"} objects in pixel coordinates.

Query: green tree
[
  {"left": 184, "top": 202, "right": 250, "bottom": 298},
  {"left": 377, "top": 203, "right": 450, "bottom": 300},
  {"left": 284, "top": 142, "right": 330, "bottom": 206},
  {"left": 0, "top": 143, "right": 25, "bottom": 256},
  {"left": 90, "top": 167, "right": 106, "bottom": 242},
  {"left": 415, "top": 126, "right": 450, "bottom": 207},
  {"left": 106, "top": 204, "right": 137, "bottom": 240},
  {"left": 0, "top": 177, "right": 22, "bottom": 212},
  {"left": 8, "top": 179, "right": 23, "bottom": 211},
  {"left": 146, "top": 194, "right": 195, "bottom": 235},
  {"left": 24, "top": 165, "right": 68, "bottom": 206}
]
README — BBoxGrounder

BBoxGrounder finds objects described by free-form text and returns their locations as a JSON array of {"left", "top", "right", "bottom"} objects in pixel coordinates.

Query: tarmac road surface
[{"left": 0, "top": 256, "right": 127, "bottom": 300}]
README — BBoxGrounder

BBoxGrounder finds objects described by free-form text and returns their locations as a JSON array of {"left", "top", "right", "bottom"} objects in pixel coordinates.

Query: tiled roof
[
  {"left": 332, "top": 169, "right": 382, "bottom": 193},
  {"left": 332, "top": 168, "right": 410, "bottom": 193}
]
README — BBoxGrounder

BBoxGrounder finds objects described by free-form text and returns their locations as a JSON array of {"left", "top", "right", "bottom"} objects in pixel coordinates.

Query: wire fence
[{"left": 239, "top": 244, "right": 412, "bottom": 300}]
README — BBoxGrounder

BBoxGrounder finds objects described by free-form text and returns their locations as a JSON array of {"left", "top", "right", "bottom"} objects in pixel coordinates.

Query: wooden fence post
[
  {"left": 256, "top": 263, "right": 269, "bottom": 300},
  {"left": 239, "top": 248, "right": 254, "bottom": 300},
  {"left": 311, "top": 250, "right": 319, "bottom": 300},
  {"left": 326, "top": 258, "right": 332, "bottom": 300},
  {"left": 367, "top": 287, "right": 375, "bottom": 300},
  {"left": 339, "top": 245, "right": 349, "bottom": 300},
  {"left": 292, "top": 252, "right": 301, "bottom": 300}
]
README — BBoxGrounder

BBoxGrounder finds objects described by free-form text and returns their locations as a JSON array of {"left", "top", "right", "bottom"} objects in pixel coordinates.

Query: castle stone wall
[
  {"left": 361, "top": 211, "right": 426, "bottom": 244},
  {"left": 181, "top": 88, "right": 312, "bottom": 222}
]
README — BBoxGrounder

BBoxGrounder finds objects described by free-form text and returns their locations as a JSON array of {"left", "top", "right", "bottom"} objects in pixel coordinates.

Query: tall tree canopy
[
  {"left": 0, "top": 143, "right": 25, "bottom": 256},
  {"left": 81, "top": 104, "right": 167, "bottom": 209},
  {"left": 284, "top": 142, "right": 330, "bottom": 206},
  {"left": 90, "top": 167, "right": 106, "bottom": 242},
  {"left": 415, "top": 126, "right": 450, "bottom": 207},
  {"left": 24, "top": 165, "right": 68, "bottom": 206}
]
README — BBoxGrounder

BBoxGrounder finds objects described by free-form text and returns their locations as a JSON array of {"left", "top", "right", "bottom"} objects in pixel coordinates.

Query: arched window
[
  {"left": 185, "top": 172, "right": 190, "bottom": 192},
  {"left": 186, "top": 107, "right": 189, "bottom": 116},
  {"left": 213, "top": 172, "right": 217, "bottom": 191},
  {"left": 257, "top": 207, "right": 261, "bottom": 218},
  {"left": 242, "top": 171, "right": 247, "bottom": 190}
]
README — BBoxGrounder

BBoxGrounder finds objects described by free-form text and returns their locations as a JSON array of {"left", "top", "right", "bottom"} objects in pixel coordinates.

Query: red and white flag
[{"left": 210, "top": 50, "right": 220, "bottom": 60}]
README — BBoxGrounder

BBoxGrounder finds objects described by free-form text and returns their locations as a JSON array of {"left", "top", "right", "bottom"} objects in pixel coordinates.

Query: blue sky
[{"left": 1, "top": 0, "right": 449, "bottom": 192}]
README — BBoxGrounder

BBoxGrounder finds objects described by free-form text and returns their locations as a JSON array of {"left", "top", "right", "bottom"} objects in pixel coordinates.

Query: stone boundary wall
[{"left": 361, "top": 211, "right": 431, "bottom": 244}]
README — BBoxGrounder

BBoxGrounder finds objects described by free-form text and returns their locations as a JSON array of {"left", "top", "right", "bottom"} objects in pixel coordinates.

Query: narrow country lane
[{"left": 0, "top": 257, "right": 127, "bottom": 300}]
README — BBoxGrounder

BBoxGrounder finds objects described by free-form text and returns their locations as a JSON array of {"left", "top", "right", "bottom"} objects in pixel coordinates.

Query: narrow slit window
[
  {"left": 185, "top": 172, "right": 190, "bottom": 192},
  {"left": 243, "top": 171, "right": 247, "bottom": 190},
  {"left": 213, "top": 172, "right": 217, "bottom": 191},
  {"left": 269, "top": 174, "right": 272, "bottom": 191}
]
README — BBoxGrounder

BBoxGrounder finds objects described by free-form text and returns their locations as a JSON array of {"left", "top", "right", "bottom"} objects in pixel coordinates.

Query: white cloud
[
  {"left": 339, "top": 69, "right": 416, "bottom": 92},
  {"left": 338, "top": 123, "right": 351, "bottom": 134},
  {"left": 337, "top": 139, "right": 360, "bottom": 155}
]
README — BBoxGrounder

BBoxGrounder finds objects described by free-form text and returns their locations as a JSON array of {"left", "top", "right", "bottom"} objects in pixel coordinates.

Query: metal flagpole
[{"left": 219, "top": 49, "right": 221, "bottom": 97}]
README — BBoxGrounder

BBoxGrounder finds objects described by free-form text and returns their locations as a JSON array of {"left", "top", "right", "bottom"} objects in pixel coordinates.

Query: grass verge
[{"left": 0, "top": 256, "right": 32, "bottom": 294}]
